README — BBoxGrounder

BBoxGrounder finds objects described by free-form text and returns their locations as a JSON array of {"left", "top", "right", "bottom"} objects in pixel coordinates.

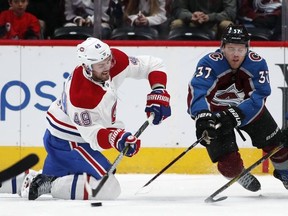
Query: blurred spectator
[
  {"left": 164, "top": 0, "right": 176, "bottom": 20},
  {"left": 171, "top": 0, "right": 237, "bottom": 39},
  {"left": 63, "top": 0, "right": 111, "bottom": 39},
  {"left": 123, "top": 0, "right": 167, "bottom": 38},
  {"left": 107, "top": 0, "right": 127, "bottom": 29},
  {"left": 164, "top": 0, "right": 181, "bottom": 29},
  {"left": 0, "top": 0, "right": 41, "bottom": 39},
  {"left": 238, "top": 0, "right": 282, "bottom": 40},
  {"left": 0, "top": 0, "right": 65, "bottom": 39}
]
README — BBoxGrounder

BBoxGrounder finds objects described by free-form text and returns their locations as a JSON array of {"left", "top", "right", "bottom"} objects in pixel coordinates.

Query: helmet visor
[{"left": 224, "top": 45, "right": 247, "bottom": 56}]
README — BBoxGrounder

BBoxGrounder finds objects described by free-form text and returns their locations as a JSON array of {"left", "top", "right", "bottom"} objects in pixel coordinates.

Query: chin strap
[{"left": 83, "top": 64, "right": 93, "bottom": 78}]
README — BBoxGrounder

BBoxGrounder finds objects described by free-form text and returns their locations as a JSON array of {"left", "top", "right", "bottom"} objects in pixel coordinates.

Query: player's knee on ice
[
  {"left": 0, "top": 169, "right": 38, "bottom": 196},
  {"left": 51, "top": 174, "right": 121, "bottom": 200}
]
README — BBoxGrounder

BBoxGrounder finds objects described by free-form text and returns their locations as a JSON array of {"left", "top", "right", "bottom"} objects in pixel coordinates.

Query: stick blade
[
  {"left": 204, "top": 196, "right": 228, "bottom": 203},
  {"left": 135, "top": 184, "right": 153, "bottom": 195},
  {"left": 0, "top": 154, "right": 39, "bottom": 182},
  {"left": 92, "top": 175, "right": 109, "bottom": 197}
]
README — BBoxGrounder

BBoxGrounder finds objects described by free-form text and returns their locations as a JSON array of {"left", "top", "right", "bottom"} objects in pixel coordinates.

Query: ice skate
[
  {"left": 28, "top": 174, "right": 56, "bottom": 200},
  {"left": 20, "top": 169, "right": 39, "bottom": 197},
  {"left": 273, "top": 170, "right": 288, "bottom": 189}
]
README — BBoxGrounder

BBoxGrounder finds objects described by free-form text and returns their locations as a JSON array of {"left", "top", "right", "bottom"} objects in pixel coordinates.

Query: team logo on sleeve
[
  {"left": 208, "top": 52, "right": 223, "bottom": 61},
  {"left": 129, "top": 56, "right": 139, "bottom": 65},
  {"left": 248, "top": 52, "right": 262, "bottom": 62}
]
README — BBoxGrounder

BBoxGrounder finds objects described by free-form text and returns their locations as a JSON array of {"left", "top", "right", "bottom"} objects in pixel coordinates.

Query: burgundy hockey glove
[
  {"left": 216, "top": 106, "right": 244, "bottom": 134},
  {"left": 145, "top": 88, "right": 171, "bottom": 125},
  {"left": 109, "top": 129, "right": 141, "bottom": 157},
  {"left": 195, "top": 110, "right": 217, "bottom": 146}
]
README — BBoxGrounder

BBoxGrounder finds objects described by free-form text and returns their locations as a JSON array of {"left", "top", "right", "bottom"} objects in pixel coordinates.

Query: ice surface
[{"left": 0, "top": 174, "right": 287, "bottom": 216}]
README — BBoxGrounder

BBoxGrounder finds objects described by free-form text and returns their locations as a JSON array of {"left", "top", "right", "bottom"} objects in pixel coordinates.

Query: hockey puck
[{"left": 91, "top": 202, "right": 102, "bottom": 207}]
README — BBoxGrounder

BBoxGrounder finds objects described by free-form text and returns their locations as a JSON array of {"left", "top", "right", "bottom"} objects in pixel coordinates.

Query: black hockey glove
[
  {"left": 195, "top": 110, "right": 217, "bottom": 146},
  {"left": 216, "top": 106, "right": 244, "bottom": 134}
]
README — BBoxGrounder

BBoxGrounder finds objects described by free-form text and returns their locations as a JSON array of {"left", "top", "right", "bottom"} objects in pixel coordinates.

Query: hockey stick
[
  {"left": 0, "top": 153, "right": 39, "bottom": 182},
  {"left": 91, "top": 116, "right": 153, "bottom": 197},
  {"left": 205, "top": 144, "right": 284, "bottom": 203},
  {"left": 136, "top": 136, "right": 205, "bottom": 193}
]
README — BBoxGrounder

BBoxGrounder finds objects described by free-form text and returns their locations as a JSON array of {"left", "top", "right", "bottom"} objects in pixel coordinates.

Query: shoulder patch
[
  {"left": 208, "top": 52, "right": 224, "bottom": 62},
  {"left": 69, "top": 67, "right": 106, "bottom": 109},
  {"left": 248, "top": 51, "right": 263, "bottom": 62}
]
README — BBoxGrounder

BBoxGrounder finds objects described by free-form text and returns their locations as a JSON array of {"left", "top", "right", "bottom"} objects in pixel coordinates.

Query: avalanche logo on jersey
[{"left": 211, "top": 83, "right": 245, "bottom": 107}]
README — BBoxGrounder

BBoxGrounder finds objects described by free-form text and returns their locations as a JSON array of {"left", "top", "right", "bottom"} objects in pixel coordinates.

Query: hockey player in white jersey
[{"left": 25, "top": 37, "right": 171, "bottom": 200}]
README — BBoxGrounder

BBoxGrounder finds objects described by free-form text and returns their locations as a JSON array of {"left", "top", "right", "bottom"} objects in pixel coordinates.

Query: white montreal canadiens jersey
[{"left": 46, "top": 48, "right": 166, "bottom": 151}]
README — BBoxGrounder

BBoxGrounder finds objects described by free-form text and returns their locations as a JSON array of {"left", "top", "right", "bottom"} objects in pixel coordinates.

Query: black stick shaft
[
  {"left": 0, "top": 154, "right": 39, "bottom": 182},
  {"left": 141, "top": 136, "right": 204, "bottom": 188}
]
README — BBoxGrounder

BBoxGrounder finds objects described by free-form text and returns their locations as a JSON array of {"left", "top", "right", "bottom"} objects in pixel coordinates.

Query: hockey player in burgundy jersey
[
  {"left": 27, "top": 37, "right": 171, "bottom": 200},
  {"left": 187, "top": 24, "right": 288, "bottom": 192}
]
